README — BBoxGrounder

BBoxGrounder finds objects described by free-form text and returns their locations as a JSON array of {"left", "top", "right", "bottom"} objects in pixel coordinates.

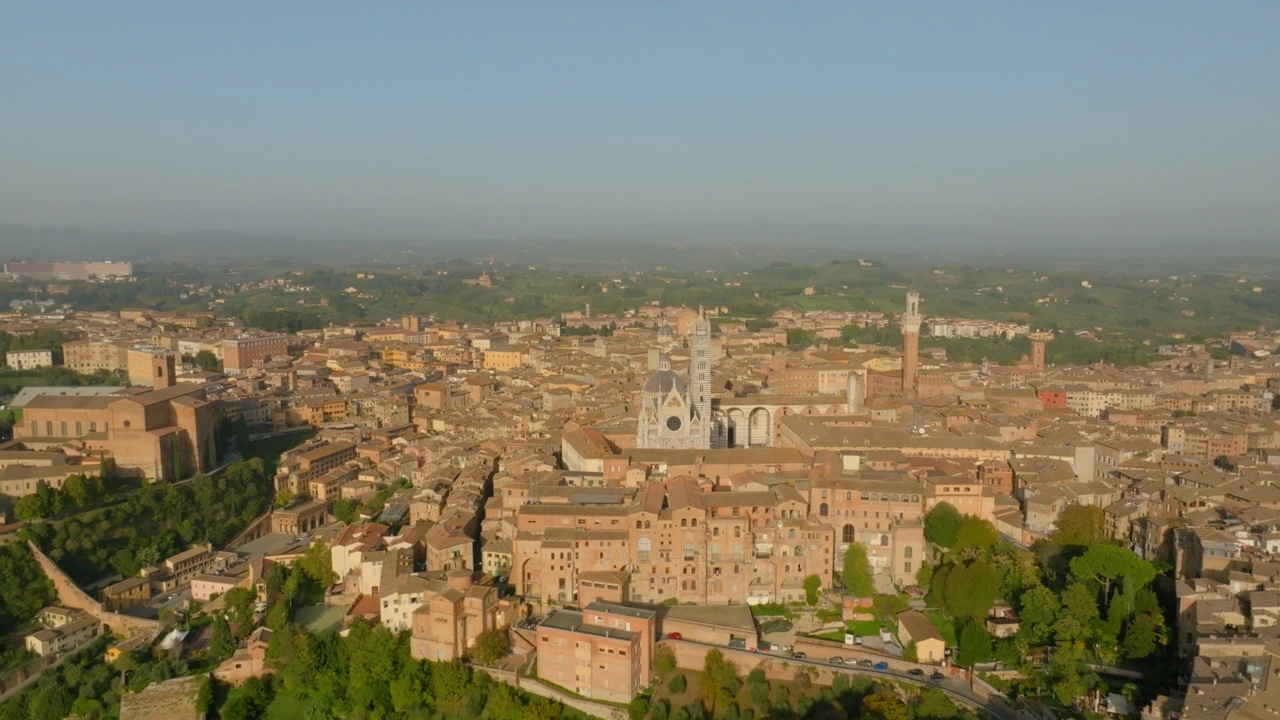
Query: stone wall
[{"left": 26, "top": 541, "right": 161, "bottom": 638}]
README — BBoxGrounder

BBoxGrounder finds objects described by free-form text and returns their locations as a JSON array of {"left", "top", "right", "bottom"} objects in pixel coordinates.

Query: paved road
[{"left": 667, "top": 639, "right": 1018, "bottom": 720}]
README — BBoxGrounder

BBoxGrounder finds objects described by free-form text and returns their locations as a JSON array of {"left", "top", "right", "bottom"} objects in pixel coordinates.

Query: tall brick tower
[
  {"left": 690, "top": 306, "right": 713, "bottom": 449},
  {"left": 901, "top": 292, "right": 922, "bottom": 397},
  {"left": 1028, "top": 331, "right": 1054, "bottom": 372}
]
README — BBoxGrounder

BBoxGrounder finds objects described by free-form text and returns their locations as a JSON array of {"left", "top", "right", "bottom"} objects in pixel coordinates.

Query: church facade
[{"left": 635, "top": 309, "right": 712, "bottom": 449}]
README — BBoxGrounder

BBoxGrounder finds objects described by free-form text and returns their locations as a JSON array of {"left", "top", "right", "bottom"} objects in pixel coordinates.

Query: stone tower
[
  {"left": 1028, "top": 331, "right": 1054, "bottom": 372},
  {"left": 901, "top": 292, "right": 922, "bottom": 397},
  {"left": 690, "top": 306, "right": 712, "bottom": 449},
  {"left": 845, "top": 369, "right": 865, "bottom": 413}
]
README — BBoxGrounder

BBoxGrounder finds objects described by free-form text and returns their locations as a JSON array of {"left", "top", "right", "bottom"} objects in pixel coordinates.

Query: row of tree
[{"left": 21, "top": 458, "right": 272, "bottom": 584}]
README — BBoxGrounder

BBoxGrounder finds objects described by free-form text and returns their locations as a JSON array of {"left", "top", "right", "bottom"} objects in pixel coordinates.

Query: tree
[
  {"left": 1122, "top": 609, "right": 1167, "bottom": 659},
  {"left": 700, "top": 649, "right": 738, "bottom": 715},
  {"left": 862, "top": 690, "right": 910, "bottom": 720},
  {"left": 1017, "top": 585, "right": 1060, "bottom": 645},
  {"left": 924, "top": 502, "right": 962, "bottom": 548},
  {"left": 914, "top": 688, "right": 960, "bottom": 720},
  {"left": 1052, "top": 504, "right": 1106, "bottom": 547},
  {"left": 472, "top": 628, "right": 511, "bottom": 664},
  {"left": 332, "top": 498, "right": 360, "bottom": 524},
  {"left": 942, "top": 559, "right": 999, "bottom": 622},
  {"left": 956, "top": 622, "right": 993, "bottom": 668},
  {"left": 1055, "top": 581, "right": 1101, "bottom": 644},
  {"left": 211, "top": 615, "right": 236, "bottom": 660},
  {"left": 803, "top": 575, "right": 821, "bottom": 606},
  {"left": 842, "top": 543, "right": 875, "bottom": 596},
  {"left": 297, "top": 539, "right": 335, "bottom": 585},
  {"left": 14, "top": 493, "right": 49, "bottom": 522},
  {"left": 193, "top": 350, "right": 220, "bottom": 372},
  {"left": 953, "top": 516, "right": 1000, "bottom": 554},
  {"left": 654, "top": 644, "right": 677, "bottom": 677},
  {"left": 0, "top": 543, "right": 56, "bottom": 636},
  {"left": 1069, "top": 544, "right": 1156, "bottom": 613},
  {"left": 668, "top": 674, "right": 687, "bottom": 693}
]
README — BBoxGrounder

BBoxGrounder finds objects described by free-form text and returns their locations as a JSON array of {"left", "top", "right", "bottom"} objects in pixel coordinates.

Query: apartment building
[
  {"left": 223, "top": 334, "right": 290, "bottom": 374},
  {"left": 5, "top": 348, "right": 54, "bottom": 370},
  {"left": 25, "top": 607, "right": 103, "bottom": 658},
  {"left": 275, "top": 441, "right": 357, "bottom": 495},
  {"left": 536, "top": 601, "right": 656, "bottom": 703},
  {"left": 408, "top": 570, "right": 506, "bottom": 662}
]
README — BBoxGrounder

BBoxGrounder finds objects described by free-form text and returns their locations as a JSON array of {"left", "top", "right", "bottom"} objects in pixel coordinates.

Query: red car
[{"left": 667, "top": 632, "right": 682, "bottom": 640}]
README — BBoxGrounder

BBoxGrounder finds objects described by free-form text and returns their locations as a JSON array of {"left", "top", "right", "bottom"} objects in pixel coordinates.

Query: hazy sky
[{"left": 2, "top": 2, "right": 1277, "bottom": 242}]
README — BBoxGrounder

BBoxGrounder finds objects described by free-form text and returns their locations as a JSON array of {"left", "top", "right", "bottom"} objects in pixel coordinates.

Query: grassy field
[{"left": 295, "top": 603, "right": 347, "bottom": 634}]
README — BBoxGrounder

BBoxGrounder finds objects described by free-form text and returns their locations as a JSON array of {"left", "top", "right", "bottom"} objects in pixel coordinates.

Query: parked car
[
  {"left": 908, "top": 669, "right": 925, "bottom": 677},
  {"left": 792, "top": 652, "right": 807, "bottom": 660},
  {"left": 666, "top": 632, "right": 682, "bottom": 640},
  {"left": 931, "top": 671, "right": 945, "bottom": 681},
  {"left": 829, "top": 657, "right": 844, "bottom": 665},
  {"left": 873, "top": 662, "right": 889, "bottom": 671},
  {"left": 904, "top": 586, "right": 927, "bottom": 598},
  {"left": 857, "top": 660, "right": 873, "bottom": 668}
]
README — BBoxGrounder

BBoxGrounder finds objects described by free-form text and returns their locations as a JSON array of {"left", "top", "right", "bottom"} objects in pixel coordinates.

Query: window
[
  {"left": 819, "top": 503, "right": 828, "bottom": 517},
  {"left": 880, "top": 535, "right": 889, "bottom": 546},
  {"left": 788, "top": 529, "right": 796, "bottom": 539},
  {"left": 638, "top": 538, "right": 651, "bottom": 558},
  {"left": 681, "top": 519, "right": 688, "bottom": 528},
  {"left": 684, "top": 541, "right": 694, "bottom": 560},
  {"left": 846, "top": 491, "right": 852, "bottom": 500},
  {"left": 713, "top": 527, "right": 720, "bottom": 537},
  {"left": 635, "top": 521, "right": 642, "bottom": 529},
  {"left": 843, "top": 525, "right": 855, "bottom": 543},
  {"left": 904, "top": 546, "right": 913, "bottom": 559},
  {"left": 733, "top": 527, "right": 741, "bottom": 538},
  {"left": 905, "top": 562, "right": 912, "bottom": 573},
  {"left": 795, "top": 545, "right": 803, "bottom": 557}
]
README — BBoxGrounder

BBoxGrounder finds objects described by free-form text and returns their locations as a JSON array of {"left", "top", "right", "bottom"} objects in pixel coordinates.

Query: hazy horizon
[{"left": 3, "top": 3, "right": 1278, "bottom": 245}]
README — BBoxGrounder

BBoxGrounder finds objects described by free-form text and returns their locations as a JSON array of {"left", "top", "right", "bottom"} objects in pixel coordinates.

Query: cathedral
[{"left": 635, "top": 308, "right": 712, "bottom": 449}]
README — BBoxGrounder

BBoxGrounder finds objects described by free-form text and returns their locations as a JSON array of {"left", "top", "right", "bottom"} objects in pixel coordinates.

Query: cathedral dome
[{"left": 642, "top": 369, "right": 687, "bottom": 396}]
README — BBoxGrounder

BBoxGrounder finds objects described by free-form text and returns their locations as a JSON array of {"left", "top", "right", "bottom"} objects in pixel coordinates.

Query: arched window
[
  {"left": 819, "top": 503, "right": 829, "bottom": 517},
  {"left": 846, "top": 491, "right": 852, "bottom": 500},
  {"left": 681, "top": 518, "right": 688, "bottom": 528},
  {"left": 788, "top": 529, "right": 796, "bottom": 539},
  {"left": 690, "top": 580, "right": 696, "bottom": 591},
  {"left": 843, "top": 524, "right": 855, "bottom": 544},
  {"left": 890, "top": 494, "right": 899, "bottom": 502},
  {"left": 861, "top": 493, "right": 869, "bottom": 501},
  {"left": 911, "top": 495, "right": 919, "bottom": 502},
  {"left": 733, "top": 526, "right": 741, "bottom": 538},
  {"left": 795, "top": 545, "right": 803, "bottom": 557},
  {"left": 785, "top": 564, "right": 791, "bottom": 573},
  {"left": 870, "top": 493, "right": 879, "bottom": 502},
  {"left": 644, "top": 520, "right": 651, "bottom": 529},
  {"left": 880, "top": 535, "right": 889, "bottom": 546},
  {"left": 635, "top": 521, "right": 642, "bottom": 529},
  {"left": 904, "top": 546, "right": 913, "bottom": 559},
  {"left": 713, "top": 527, "right": 720, "bottom": 537}
]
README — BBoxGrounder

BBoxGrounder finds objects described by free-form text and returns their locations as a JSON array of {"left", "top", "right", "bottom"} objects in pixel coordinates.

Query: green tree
[
  {"left": 1122, "top": 609, "right": 1167, "bottom": 659},
  {"left": 654, "top": 644, "right": 677, "bottom": 677},
  {"left": 1017, "top": 585, "right": 1060, "bottom": 645},
  {"left": 1055, "top": 582, "right": 1101, "bottom": 644},
  {"left": 298, "top": 539, "right": 335, "bottom": 585},
  {"left": 842, "top": 543, "right": 875, "bottom": 596},
  {"left": 913, "top": 688, "right": 960, "bottom": 720},
  {"left": 332, "top": 498, "right": 360, "bottom": 524},
  {"left": 953, "top": 516, "right": 1000, "bottom": 554},
  {"left": 472, "top": 628, "right": 511, "bottom": 664},
  {"left": 14, "top": 493, "right": 50, "bottom": 521},
  {"left": 803, "top": 575, "right": 821, "bottom": 605},
  {"left": 956, "top": 622, "right": 993, "bottom": 668},
  {"left": 924, "top": 503, "right": 962, "bottom": 548},
  {"left": 1069, "top": 544, "right": 1156, "bottom": 613},
  {"left": 862, "top": 690, "right": 910, "bottom": 720},
  {"left": 193, "top": 350, "right": 220, "bottom": 372},
  {"left": 211, "top": 615, "right": 236, "bottom": 660},
  {"left": 1052, "top": 504, "right": 1107, "bottom": 547},
  {"left": 0, "top": 543, "right": 57, "bottom": 636},
  {"left": 700, "top": 649, "right": 738, "bottom": 715},
  {"left": 942, "top": 559, "right": 999, "bottom": 622}
]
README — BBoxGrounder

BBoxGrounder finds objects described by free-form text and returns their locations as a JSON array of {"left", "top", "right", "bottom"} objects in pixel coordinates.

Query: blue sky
[{"left": 1, "top": 2, "right": 1277, "bottom": 243}]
